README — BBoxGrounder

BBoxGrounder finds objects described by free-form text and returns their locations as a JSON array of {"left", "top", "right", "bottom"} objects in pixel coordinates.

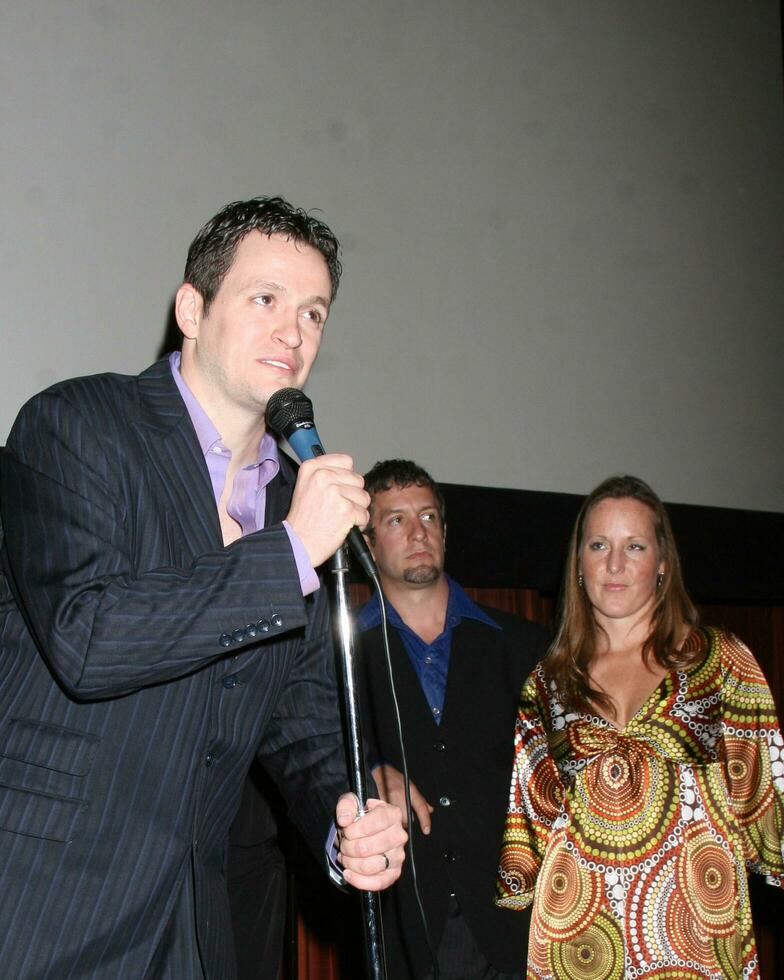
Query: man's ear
[{"left": 174, "top": 284, "right": 203, "bottom": 341}]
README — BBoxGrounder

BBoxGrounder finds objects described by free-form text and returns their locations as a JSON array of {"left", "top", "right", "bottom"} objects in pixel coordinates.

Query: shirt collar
[
  {"left": 169, "top": 351, "right": 279, "bottom": 469},
  {"left": 357, "top": 574, "right": 501, "bottom": 633}
]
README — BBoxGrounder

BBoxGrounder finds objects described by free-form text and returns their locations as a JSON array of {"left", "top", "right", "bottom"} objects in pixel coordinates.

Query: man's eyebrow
[
  {"left": 242, "top": 278, "right": 285, "bottom": 293},
  {"left": 378, "top": 506, "right": 436, "bottom": 518},
  {"left": 377, "top": 506, "right": 405, "bottom": 519},
  {"left": 303, "top": 293, "right": 331, "bottom": 309},
  {"left": 241, "top": 279, "right": 329, "bottom": 308}
]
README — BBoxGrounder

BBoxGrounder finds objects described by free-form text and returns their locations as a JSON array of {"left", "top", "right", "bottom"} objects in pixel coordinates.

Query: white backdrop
[{"left": 2, "top": 1, "right": 782, "bottom": 511}]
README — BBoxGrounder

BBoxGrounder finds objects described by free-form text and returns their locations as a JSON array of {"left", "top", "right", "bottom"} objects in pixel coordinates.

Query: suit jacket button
[
  {"left": 442, "top": 850, "right": 456, "bottom": 863},
  {"left": 439, "top": 796, "right": 451, "bottom": 807},
  {"left": 222, "top": 675, "right": 238, "bottom": 689},
  {"left": 271, "top": 613, "right": 283, "bottom": 628},
  {"left": 257, "top": 618, "right": 271, "bottom": 633},
  {"left": 434, "top": 741, "right": 446, "bottom": 752},
  {"left": 205, "top": 752, "right": 214, "bottom": 767},
  {"left": 232, "top": 628, "right": 245, "bottom": 643},
  {"left": 219, "top": 634, "right": 232, "bottom": 648}
]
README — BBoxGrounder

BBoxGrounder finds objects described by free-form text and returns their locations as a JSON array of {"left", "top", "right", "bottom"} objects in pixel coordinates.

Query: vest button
[
  {"left": 442, "top": 850, "right": 456, "bottom": 863},
  {"left": 439, "top": 796, "right": 451, "bottom": 807},
  {"left": 434, "top": 741, "right": 446, "bottom": 752}
]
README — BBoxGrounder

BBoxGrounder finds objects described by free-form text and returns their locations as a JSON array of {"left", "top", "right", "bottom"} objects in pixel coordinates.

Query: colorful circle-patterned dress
[{"left": 495, "top": 627, "right": 784, "bottom": 980}]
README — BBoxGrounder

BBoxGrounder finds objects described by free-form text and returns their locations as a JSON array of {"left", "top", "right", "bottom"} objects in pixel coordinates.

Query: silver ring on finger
[{"left": 382, "top": 852, "right": 390, "bottom": 871}]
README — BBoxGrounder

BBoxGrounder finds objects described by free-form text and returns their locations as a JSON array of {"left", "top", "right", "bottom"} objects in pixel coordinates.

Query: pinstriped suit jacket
[{"left": 0, "top": 358, "right": 348, "bottom": 979}]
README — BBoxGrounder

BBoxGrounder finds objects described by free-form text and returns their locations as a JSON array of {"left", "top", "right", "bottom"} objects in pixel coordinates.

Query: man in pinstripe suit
[{"left": 0, "top": 197, "right": 406, "bottom": 979}]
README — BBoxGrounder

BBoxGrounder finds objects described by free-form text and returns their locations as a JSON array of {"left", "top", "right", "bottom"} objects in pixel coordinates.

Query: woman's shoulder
[
  {"left": 703, "top": 626, "right": 761, "bottom": 673},
  {"left": 681, "top": 624, "right": 746, "bottom": 662},
  {"left": 684, "top": 625, "right": 771, "bottom": 695}
]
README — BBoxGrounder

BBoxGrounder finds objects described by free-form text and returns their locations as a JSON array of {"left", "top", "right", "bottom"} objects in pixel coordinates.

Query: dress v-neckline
[
  {"left": 584, "top": 627, "right": 704, "bottom": 733},
  {"left": 587, "top": 672, "right": 672, "bottom": 733}
]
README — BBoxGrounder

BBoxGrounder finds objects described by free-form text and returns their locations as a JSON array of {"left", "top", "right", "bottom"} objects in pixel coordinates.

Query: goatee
[{"left": 403, "top": 565, "right": 440, "bottom": 585}]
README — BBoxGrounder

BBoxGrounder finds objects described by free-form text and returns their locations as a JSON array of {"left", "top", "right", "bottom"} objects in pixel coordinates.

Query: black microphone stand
[{"left": 328, "top": 544, "right": 386, "bottom": 980}]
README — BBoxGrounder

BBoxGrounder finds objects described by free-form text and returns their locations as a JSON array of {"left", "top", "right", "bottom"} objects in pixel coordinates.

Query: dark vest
[{"left": 357, "top": 606, "right": 548, "bottom": 978}]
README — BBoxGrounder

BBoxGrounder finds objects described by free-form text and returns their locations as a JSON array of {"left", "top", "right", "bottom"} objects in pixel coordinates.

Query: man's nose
[
  {"left": 271, "top": 310, "right": 303, "bottom": 348},
  {"left": 409, "top": 521, "right": 426, "bottom": 540}
]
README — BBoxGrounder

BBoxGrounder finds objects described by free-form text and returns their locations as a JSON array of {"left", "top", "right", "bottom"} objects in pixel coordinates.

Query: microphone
[{"left": 265, "top": 388, "right": 377, "bottom": 579}]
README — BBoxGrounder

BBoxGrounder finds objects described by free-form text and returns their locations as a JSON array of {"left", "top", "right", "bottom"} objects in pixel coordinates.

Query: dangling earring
[
  {"left": 578, "top": 573, "right": 584, "bottom": 588},
  {"left": 656, "top": 571, "right": 664, "bottom": 588}
]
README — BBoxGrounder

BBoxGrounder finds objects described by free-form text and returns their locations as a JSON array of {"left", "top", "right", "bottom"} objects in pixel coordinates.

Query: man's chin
[
  {"left": 403, "top": 565, "right": 441, "bottom": 586},
  {"left": 256, "top": 380, "right": 305, "bottom": 419},
  {"left": 259, "top": 377, "right": 303, "bottom": 402}
]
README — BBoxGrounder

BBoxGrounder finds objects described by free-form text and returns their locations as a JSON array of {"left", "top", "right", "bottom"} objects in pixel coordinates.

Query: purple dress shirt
[{"left": 169, "top": 352, "right": 318, "bottom": 596}]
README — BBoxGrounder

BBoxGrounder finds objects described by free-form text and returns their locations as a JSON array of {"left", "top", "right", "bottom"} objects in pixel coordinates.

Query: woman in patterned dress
[{"left": 496, "top": 475, "right": 784, "bottom": 980}]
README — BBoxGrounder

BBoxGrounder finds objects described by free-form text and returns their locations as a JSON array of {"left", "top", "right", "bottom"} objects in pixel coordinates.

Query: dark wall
[{"left": 439, "top": 483, "right": 784, "bottom": 604}]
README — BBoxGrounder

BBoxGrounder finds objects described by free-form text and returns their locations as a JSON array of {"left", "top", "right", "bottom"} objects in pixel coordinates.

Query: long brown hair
[{"left": 544, "top": 475, "right": 699, "bottom": 715}]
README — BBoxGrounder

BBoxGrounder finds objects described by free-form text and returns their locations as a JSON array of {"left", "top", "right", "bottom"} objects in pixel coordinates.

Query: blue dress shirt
[{"left": 357, "top": 576, "right": 500, "bottom": 724}]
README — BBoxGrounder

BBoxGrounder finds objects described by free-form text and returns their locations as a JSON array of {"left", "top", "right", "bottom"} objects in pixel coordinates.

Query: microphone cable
[{"left": 369, "top": 576, "right": 440, "bottom": 980}]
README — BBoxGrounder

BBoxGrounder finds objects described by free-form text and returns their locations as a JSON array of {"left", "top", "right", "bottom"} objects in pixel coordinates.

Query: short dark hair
[
  {"left": 183, "top": 196, "right": 342, "bottom": 315},
  {"left": 363, "top": 459, "right": 446, "bottom": 543}
]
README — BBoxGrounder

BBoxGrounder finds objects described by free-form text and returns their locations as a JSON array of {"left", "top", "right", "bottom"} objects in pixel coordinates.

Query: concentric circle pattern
[
  {"left": 533, "top": 844, "right": 603, "bottom": 941},
  {"left": 548, "top": 910, "right": 624, "bottom": 980},
  {"left": 724, "top": 736, "right": 773, "bottom": 826},
  {"left": 528, "top": 752, "right": 565, "bottom": 820},
  {"left": 494, "top": 628, "right": 784, "bottom": 979},
  {"left": 498, "top": 836, "right": 540, "bottom": 899},
  {"left": 568, "top": 737, "right": 679, "bottom": 865},
  {"left": 664, "top": 888, "right": 714, "bottom": 966},
  {"left": 676, "top": 825, "right": 737, "bottom": 938},
  {"left": 527, "top": 918, "right": 551, "bottom": 976}
]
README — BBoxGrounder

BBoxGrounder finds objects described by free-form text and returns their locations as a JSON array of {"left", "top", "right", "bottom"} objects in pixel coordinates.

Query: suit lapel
[
  {"left": 265, "top": 451, "right": 297, "bottom": 527},
  {"left": 131, "top": 359, "right": 222, "bottom": 556},
  {"left": 129, "top": 360, "right": 299, "bottom": 554}
]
